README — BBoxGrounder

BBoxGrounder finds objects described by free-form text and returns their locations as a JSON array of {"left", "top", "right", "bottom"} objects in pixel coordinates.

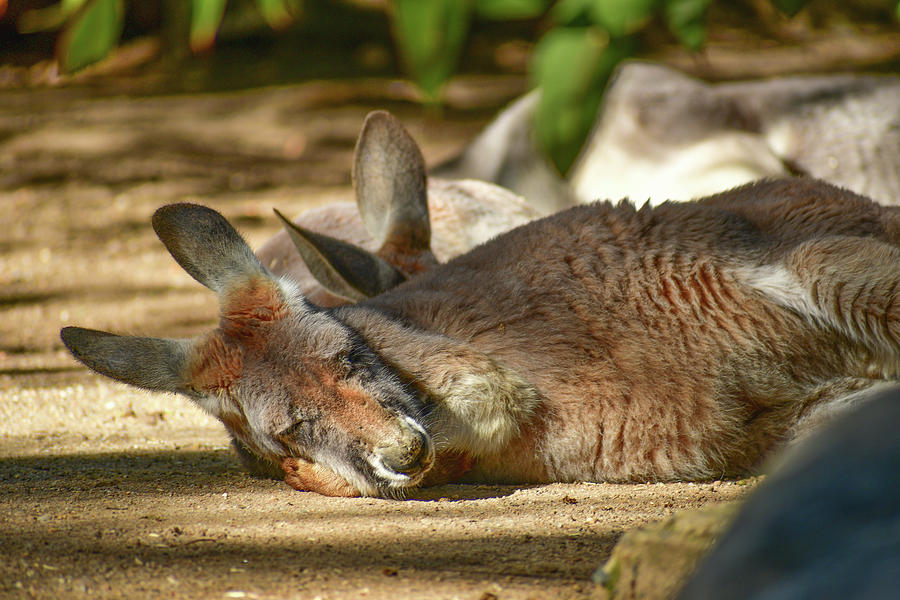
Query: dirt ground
[{"left": 0, "top": 74, "right": 758, "bottom": 599}]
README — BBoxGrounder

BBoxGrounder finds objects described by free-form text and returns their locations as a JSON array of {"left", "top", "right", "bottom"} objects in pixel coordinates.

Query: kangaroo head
[{"left": 61, "top": 203, "right": 433, "bottom": 497}]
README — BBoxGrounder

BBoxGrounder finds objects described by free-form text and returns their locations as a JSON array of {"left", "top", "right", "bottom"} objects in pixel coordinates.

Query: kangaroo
[
  {"left": 256, "top": 111, "right": 540, "bottom": 306},
  {"left": 437, "top": 61, "right": 900, "bottom": 211},
  {"left": 61, "top": 178, "right": 900, "bottom": 497},
  {"left": 572, "top": 62, "right": 900, "bottom": 206}
]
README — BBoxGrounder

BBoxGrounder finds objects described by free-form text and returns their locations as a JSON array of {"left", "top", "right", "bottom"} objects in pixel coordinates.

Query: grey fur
[{"left": 437, "top": 61, "right": 900, "bottom": 210}]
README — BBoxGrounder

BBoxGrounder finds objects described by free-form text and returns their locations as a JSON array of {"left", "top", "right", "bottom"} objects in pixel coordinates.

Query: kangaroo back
[{"left": 573, "top": 62, "right": 900, "bottom": 205}]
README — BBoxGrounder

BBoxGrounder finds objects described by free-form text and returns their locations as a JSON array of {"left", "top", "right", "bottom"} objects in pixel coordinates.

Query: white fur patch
[
  {"left": 572, "top": 126, "right": 786, "bottom": 205},
  {"left": 740, "top": 265, "right": 828, "bottom": 325},
  {"left": 742, "top": 264, "right": 900, "bottom": 369},
  {"left": 764, "top": 120, "right": 797, "bottom": 160},
  {"left": 366, "top": 454, "right": 412, "bottom": 484},
  {"left": 314, "top": 448, "right": 377, "bottom": 497},
  {"left": 790, "top": 380, "right": 899, "bottom": 444},
  {"left": 433, "top": 366, "right": 540, "bottom": 456},
  {"left": 276, "top": 277, "right": 314, "bottom": 312},
  {"left": 195, "top": 394, "right": 228, "bottom": 417}
]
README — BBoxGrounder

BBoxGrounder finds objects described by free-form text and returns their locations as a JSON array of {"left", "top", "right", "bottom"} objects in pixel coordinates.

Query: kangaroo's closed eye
[{"left": 278, "top": 417, "right": 318, "bottom": 443}]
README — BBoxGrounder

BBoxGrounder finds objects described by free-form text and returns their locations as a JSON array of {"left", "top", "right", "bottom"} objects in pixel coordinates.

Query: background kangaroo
[
  {"left": 256, "top": 111, "right": 540, "bottom": 306},
  {"left": 437, "top": 61, "right": 900, "bottom": 212},
  {"left": 61, "top": 178, "right": 900, "bottom": 497}
]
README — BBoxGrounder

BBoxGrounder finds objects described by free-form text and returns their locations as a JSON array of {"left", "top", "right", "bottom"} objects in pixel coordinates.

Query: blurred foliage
[
  {"left": 58, "top": 0, "right": 125, "bottom": 73},
  {"left": 664, "top": 0, "right": 713, "bottom": 50},
  {"left": 531, "top": 27, "right": 633, "bottom": 174},
  {"left": 771, "top": 0, "right": 809, "bottom": 15},
  {"left": 13, "top": 0, "right": 900, "bottom": 172},
  {"left": 398, "top": 0, "right": 900, "bottom": 173},
  {"left": 18, "top": 0, "right": 301, "bottom": 70},
  {"left": 189, "top": 0, "right": 228, "bottom": 52},
  {"left": 536, "top": 0, "right": 716, "bottom": 172},
  {"left": 392, "top": 0, "right": 469, "bottom": 101}
]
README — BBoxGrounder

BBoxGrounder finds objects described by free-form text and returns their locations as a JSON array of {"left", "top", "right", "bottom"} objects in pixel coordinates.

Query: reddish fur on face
[
  {"left": 191, "top": 332, "right": 243, "bottom": 393},
  {"left": 221, "top": 277, "right": 287, "bottom": 334},
  {"left": 331, "top": 380, "right": 396, "bottom": 441},
  {"left": 283, "top": 356, "right": 399, "bottom": 450},
  {"left": 191, "top": 277, "right": 285, "bottom": 392},
  {"left": 282, "top": 457, "right": 360, "bottom": 497},
  {"left": 377, "top": 242, "right": 438, "bottom": 276}
]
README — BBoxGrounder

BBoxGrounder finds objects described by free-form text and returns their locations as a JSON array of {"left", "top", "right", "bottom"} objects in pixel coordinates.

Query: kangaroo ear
[
  {"left": 61, "top": 326, "right": 192, "bottom": 394},
  {"left": 152, "top": 203, "right": 267, "bottom": 294},
  {"left": 274, "top": 209, "right": 406, "bottom": 301},
  {"left": 352, "top": 111, "right": 431, "bottom": 257}
]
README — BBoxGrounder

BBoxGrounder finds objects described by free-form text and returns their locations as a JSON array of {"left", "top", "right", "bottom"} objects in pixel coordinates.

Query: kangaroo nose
[{"left": 375, "top": 425, "right": 431, "bottom": 475}]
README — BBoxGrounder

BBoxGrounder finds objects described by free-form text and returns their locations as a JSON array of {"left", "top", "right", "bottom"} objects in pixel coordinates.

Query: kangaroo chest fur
[{"left": 344, "top": 195, "right": 897, "bottom": 484}]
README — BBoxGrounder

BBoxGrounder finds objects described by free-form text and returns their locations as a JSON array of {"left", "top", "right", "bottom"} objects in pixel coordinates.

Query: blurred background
[
  {"left": 3, "top": 0, "right": 900, "bottom": 172},
  {"left": 2, "top": 0, "right": 900, "bottom": 379}
]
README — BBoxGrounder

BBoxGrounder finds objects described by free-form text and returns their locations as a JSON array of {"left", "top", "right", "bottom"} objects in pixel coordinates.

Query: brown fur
[
  {"left": 190, "top": 333, "right": 243, "bottom": 393},
  {"left": 342, "top": 179, "right": 900, "bottom": 485},
  {"left": 221, "top": 277, "right": 288, "bottom": 326},
  {"left": 61, "top": 178, "right": 900, "bottom": 497},
  {"left": 282, "top": 457, "right": 360, "bottom": 497}
]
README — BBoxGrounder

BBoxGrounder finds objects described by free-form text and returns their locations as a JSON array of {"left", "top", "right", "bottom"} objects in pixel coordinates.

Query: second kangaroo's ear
[
  {"left": 152, "top": 203, "right": 267, "bottom": 294},
  {"left": 274, "top": 209, "right": 406, "bottom": 301},
  {"left": 352, "top": 111, "right": 431, "bottom": 256}
]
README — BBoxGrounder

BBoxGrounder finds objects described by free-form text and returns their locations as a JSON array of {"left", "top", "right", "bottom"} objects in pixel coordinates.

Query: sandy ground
[{"left": 0, "top": 78, "right": 755, "bottom": 599}]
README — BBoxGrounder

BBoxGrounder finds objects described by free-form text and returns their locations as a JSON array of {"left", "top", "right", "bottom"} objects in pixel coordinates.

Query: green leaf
[
  {"left": 532, "top": 27, "right": 633, "bottom": 173},
  {"left": 392, "top": 0, "right": 470, "bottom": 101},
  {"left": 57, "top": 0, "right": 123, "bottom": 73},
  {"left": 587, "top": 0, "right": 657, "bottom": 37},
  {"left": 475, "top": 0, "right": 550, "bottom": 20},
  {"left": 770, "top": 0, "right": 807, "bottom": 16},
  {"left": 664, "top": 0, "right": 711, "bottom": 50},
  {"left": 18, "top": 0, "right": 88, "bottom": 34},
  {"left": 552, "top": 0, "right": 594, "bottom": 25},
  {"left": 62, "top": 0, "right": 88, "bottom": 14},
  {"left": 190, "top": 0, "right": 227, "bottom": 53},
  {"left": 255, "top": 0, "right": 299, "bottom": 30}
]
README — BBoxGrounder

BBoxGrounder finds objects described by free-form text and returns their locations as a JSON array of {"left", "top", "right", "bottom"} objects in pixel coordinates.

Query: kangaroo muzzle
[{"left": 371, "top": 417, "right": 434, "bottom": 483}]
